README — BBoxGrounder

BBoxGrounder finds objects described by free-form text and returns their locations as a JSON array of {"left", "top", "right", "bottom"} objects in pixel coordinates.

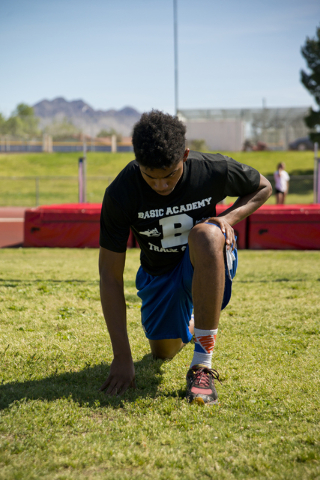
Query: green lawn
[
  {"left": 0, "top": 151, "right": 315, "bottom": 177},
  {"left": 0, "top": 248, "right": 319, "bottom": 479},
  {"left": 0, "top": 151, "right": 316, "bottom": 206},
  {"left": 222, "top": 150, "right": 314, "bottom": 176}
]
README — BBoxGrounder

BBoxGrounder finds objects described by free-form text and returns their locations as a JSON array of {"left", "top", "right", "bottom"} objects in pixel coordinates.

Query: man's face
[{"left": 139, "top": 149, "right": 189, "bottom": 196}]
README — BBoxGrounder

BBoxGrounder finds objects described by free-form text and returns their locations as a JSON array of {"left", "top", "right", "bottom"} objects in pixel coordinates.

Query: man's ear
[{"left": 183, "top": 148, "right": 190, "bottom": 162}]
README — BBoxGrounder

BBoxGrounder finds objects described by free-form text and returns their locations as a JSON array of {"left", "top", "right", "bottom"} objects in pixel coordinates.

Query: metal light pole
[
  {"left": 78, "top": 135, "right": 87, "bottom": 203},
  {"left": 173, "top": 0, "right": 178, "bottom": 116},
  {"left": 314, "top": 142, "right": 319, "bottom": 204},
  {"left": 82, "top": 136, "right": 87, "bottom": 203}
]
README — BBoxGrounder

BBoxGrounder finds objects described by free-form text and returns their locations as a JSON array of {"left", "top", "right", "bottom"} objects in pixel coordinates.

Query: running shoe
[{"left": 186, "top": 364, "right": 221, "bottom": 405}]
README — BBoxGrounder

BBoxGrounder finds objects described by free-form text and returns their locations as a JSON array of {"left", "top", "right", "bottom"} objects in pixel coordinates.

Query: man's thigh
[
  {"left": 136, "top": 229, "right": 238, "bottom": 343},
  {"left": 136, "top": 250, "right": 194, "bottom": 344}
]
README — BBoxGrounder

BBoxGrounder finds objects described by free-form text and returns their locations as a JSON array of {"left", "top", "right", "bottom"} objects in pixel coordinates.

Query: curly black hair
[{"left": 132, "top": 110, "right": 186, "bottom": 168}]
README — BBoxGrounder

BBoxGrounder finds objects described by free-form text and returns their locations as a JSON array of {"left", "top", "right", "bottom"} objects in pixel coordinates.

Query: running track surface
[{"left": 0, "top": 207, "right": 26, "bottom": 248}]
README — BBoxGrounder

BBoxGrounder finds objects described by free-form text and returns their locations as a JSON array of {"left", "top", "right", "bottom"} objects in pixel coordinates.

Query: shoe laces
[{"left": 192, "top": 366, "right": 222, "bottom": 387}]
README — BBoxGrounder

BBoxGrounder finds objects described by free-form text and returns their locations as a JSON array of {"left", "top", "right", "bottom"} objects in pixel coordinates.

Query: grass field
[
  {"left": 0, "top": 151, "right": 315, "bottom": 206},
  {"left": 0, "top": 248, "right": 319, "bottom": 479}
]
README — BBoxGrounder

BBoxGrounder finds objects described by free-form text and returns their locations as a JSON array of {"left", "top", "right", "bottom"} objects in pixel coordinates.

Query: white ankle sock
[{"left": 190, "top": 327, "right": 218, "bottom": 369}]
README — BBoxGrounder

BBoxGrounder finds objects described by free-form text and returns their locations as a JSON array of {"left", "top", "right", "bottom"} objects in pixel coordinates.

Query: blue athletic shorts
[{"left": 135, "top": 224, "right": 238, "bottom": 344}]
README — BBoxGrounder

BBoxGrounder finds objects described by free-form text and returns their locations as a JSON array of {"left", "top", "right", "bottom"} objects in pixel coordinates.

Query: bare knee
[
  {"left": 188, "top": 223, "right": 225, "bottom": 265},
  {"left": 149, "top": 338, "right": 184, "bottom": 359},
  {"left": 189, "top": 222, "right": 225, "bottom": 249}
]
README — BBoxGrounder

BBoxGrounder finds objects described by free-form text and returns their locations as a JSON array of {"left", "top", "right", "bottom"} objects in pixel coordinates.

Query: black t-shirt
[{"left": 100, "top": 151, "right": 260, "bottom": 276}]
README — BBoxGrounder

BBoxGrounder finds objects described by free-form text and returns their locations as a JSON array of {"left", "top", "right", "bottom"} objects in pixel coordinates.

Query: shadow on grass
[
  {"left": 0, "top": 354, "right": 184, "bottom": 410},
  {"left": 237, "top": 278, "right": 307, "bottom": 283},
  {"left": 290, "top": 169, "right": 314, "bottom": 176},
  {"left": 0, "top": 279, "right": 97, "bottom": 285}
]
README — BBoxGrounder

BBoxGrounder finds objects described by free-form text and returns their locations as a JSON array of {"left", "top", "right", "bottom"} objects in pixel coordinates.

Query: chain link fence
[
  {"left": 0, "top": 175, "right": 315, "bottom": 207},
  {"left": 0, "top": 136, "right": 133, "bottom": 153},
  {"left": 0, "top": 176, "right": 115, "bottom": 206}
]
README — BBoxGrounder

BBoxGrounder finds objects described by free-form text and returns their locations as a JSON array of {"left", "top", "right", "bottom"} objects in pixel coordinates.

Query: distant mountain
[{"left": 33, "top": 97, "right": 141, "bottom": 137}]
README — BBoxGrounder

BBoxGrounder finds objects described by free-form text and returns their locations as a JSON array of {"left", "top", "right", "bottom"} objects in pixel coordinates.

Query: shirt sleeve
[
  {"left": 99, "top": 190, "right": 131, "bottom": 252},
  {"left": 223, "top": 156, "right": 261, "bottom": 197}
]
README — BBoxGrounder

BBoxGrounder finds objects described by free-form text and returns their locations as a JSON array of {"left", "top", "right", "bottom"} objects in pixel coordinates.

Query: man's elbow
[
  {"left": 265, "top": 179, "right": 273, "bottom": 200},
  {"left": 260, "top": 175, "right": 273, "bottom": 200}
]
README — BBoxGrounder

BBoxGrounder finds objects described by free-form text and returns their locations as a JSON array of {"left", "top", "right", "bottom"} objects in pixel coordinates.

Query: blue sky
[{"left": 0, "top": 0, "right": 319, "bottom": 117}]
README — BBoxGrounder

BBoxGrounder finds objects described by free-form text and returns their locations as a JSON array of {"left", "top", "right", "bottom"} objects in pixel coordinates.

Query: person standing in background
[{"left": 274, "top": 162, "right": 290, "bottom": 204}]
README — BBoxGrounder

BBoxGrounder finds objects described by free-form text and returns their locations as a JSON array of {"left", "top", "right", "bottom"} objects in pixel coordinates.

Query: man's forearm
[
  {"left": 218, "top": 176, "right": 272, "bottom": 226},
  {"left": 100, "top": 276, "right": 132, "bottom": 360}
]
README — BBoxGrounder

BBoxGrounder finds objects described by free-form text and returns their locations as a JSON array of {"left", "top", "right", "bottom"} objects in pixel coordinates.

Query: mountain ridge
[{"left": 33, "top": 97, "right": 141, "bottom": 136}]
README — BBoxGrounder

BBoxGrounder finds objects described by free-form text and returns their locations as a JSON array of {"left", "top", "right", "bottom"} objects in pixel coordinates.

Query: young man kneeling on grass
[{"left": 99, "top": 110, "right": 272, "bottom": 405}]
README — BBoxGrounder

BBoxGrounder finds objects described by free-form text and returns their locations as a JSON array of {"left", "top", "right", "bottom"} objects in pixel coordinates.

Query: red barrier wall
[
  {"left": 24, "top": 203, "right": 320, "bottom": 250},
  {"left": 24, "top": 204, "right": 101, "bottom": 248},
  {"left": 24, "top": 203, "right": 246, "bottom": 249},
  {"left": 24, "top": 204, "right": 138, "bottom": 248},
  {"left": 248, "top": 204, "right": 320, "bottom": 250}
]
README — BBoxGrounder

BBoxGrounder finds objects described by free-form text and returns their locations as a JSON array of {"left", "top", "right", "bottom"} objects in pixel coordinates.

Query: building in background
[{"left": 179, "top": 107, "right": 311, "bottom": 151}]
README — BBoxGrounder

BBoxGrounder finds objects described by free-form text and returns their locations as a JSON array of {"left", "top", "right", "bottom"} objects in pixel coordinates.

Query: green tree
[
  {"left": 1, "top": 116, "right": 23, "bottom": 136},
  {"left": 188, "top": 139, "right": 208, "bottom": 151},
  {"left": 301, "top": 24, "right": 320, "bottom": 143},
  {"left": 44, "top": 117, "right": 81, "bottom": 141},
  {"left": 97, "top": 128, "right": 122, "bottom": 142},
  {"left": 0, "top": 113, "right": 5, "bottom": 132},
  {"left": 14, "top": 103, "right": 35, "bottom": 117},
  {"left": 0, "top": 103, "right": 39, "bottom": 137}
]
